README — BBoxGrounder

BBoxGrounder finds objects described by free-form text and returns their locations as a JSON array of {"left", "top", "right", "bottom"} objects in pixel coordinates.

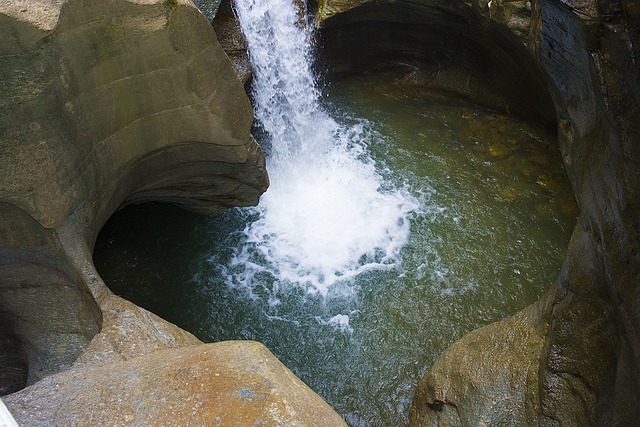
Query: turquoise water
[{"left": 94, "top": 74, "right": 575, "bottom": 427}]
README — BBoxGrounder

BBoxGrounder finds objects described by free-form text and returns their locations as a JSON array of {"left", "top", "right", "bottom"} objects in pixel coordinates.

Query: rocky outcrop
[
  {"left": 0, "top": 0, "right": 345, "bottom": 425},
  {"left": 6, "top": 330, "right": 347, "bottom": 426},
  {"left": 318, "top": 0, "right": 640, "bottom": 425},
  {"left": 0, "top": 0, "right": 266, "bottom": 382},
  {"left": 212, "top": 0, "right": 253, "bottom": 84}
]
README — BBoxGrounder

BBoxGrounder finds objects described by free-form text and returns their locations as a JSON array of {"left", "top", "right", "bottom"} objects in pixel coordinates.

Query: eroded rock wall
[
  {"left": 0, "top": 0, "right": 345, "bottom": 425},
  {"left": 1, "top": 0, "right": 268, "bottom": 234},
  {"left": 0, "top": 0, "right": 266, "bottom": 385},
  {"left": 317, "top": 0, "right": 557, "bottom": 131},
  {"left": 318, "top": 0, "right": 640, "bottom": 425}
]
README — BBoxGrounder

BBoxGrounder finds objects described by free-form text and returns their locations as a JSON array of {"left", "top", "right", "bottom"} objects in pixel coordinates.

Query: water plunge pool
[{"left": 94, "top": 72, "right": 576, "bottom": 427}]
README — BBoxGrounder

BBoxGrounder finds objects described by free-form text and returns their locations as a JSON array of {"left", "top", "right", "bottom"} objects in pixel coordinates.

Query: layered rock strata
[
  {"left": 317, "top": 0, "right": 639, "bottom": 425},
  {"left": 0, "top": 0, "right": 345, "bottom": 425}
]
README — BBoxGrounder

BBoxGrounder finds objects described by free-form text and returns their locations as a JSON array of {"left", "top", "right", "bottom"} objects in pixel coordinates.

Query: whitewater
[{"left": 226, "top": 0, "right": 421, "bottom": 296}]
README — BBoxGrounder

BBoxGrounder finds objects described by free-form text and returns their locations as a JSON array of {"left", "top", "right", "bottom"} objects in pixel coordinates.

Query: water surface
[{"left": 95, "top": 73, "right": 576, "bottom": 426}]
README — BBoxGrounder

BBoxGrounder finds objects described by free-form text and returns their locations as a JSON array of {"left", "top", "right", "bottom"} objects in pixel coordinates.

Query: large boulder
[
  {"left": 0, "top": 0, "right": 267, "bottom": 384},
  {"left": 0, "top": 0, "right": 268, "bottom": 232},
  {"left": 317, "top": 0, "right": 640, "bottom": 425},
  {"left": 5, "top": 336, "right": 348, "bottom": 426}
]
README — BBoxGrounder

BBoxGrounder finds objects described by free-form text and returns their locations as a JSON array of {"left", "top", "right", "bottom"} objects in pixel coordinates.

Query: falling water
[{"left": 230, "top": 0, "right": 420, "bottom": 296}]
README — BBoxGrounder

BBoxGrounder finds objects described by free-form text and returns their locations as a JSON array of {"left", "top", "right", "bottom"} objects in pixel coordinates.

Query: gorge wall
[
  {"left": 316, "top": 0, "right": 639, "bottom": 425},
  {"left": 0, "top": 0, "right": 347, "bottom": 425}
]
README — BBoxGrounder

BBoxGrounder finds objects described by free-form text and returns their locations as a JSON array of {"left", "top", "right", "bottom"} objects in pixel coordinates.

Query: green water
[{"left": 94, "top": 74, "right": 576, "bottom": 426}]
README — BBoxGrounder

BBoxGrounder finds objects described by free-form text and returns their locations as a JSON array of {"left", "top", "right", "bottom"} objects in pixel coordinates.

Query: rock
[
  {"left": 317, "top": 0, "right": 370, "bottom": 22},
  {"left": 0, "top": 0, "right": 268, "bottom": 232},
  {"left": 71, "top": 293, "right": 202, "bottom": 369},
  {"left": 316, "top": 0, "right": 557, "bottom": 131},
  {"left": 4, "top": 341, "right": 348, "bottom": 427},
  {"left": 499, "top": 187, "right": 519, "bottom": 203},
  {"left": 0, "top": 0, "right": 268, "bottom": 384},
  {"left": 0, "top": 323, "right": 28, "bottom": 396},
  {"left": 317, "top": 0, "right": 640, "bottom": 425},
  {"left": 535, "top": 173, "right": 561, "bottom": 194},
  {"left": 192, "top": 0, "right": 223, "bottom": 20},
  {"left": 409, "top": 297, "right": 550, "bottom": 426},
  {"left": 0, "top": 1, "right": 348, "bottom": 425},
  {"left": 212, "top": 0, "right": 253, "bottom": 84},
  {"left": 0, "top": 203, "right": 101, "bottom": 388},
  {"left": 488, "top": 142, "right": 513, "bottom": 158}
]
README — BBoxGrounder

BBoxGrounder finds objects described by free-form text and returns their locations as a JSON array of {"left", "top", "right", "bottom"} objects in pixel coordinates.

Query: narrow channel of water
[{"left": 94, "top": 1, "right": 577, "bottom": 425}]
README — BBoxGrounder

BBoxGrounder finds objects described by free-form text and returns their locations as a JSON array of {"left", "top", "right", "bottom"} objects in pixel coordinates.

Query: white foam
[
  {"left": 230, "top": 0, "right": 421, "bottom": 296},
  {"left": 316, "top": 314, "right": 354, "bottom": 333}
]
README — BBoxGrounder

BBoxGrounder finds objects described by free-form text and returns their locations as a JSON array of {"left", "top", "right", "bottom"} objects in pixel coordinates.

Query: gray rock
[
  {"left": 0, "top": 1, "right": 345, "bottom": 426},
  {"left": 318, "top": 0, "right": 640, "bottom": 425}
]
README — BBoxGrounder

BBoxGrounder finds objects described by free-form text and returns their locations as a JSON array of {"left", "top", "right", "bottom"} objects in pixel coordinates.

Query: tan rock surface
[
  {"left": 0, "top": 0, "right": 347, "bottom": 425},
  {"left": 0, "top": 0, "right": 267, "bottom": 382},
  {"left": 5, "top": 341, "right": 348, "bottom": 427}
]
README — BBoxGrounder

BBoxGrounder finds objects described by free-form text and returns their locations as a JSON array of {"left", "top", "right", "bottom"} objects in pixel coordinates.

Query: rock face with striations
[
  {"left": 0, "top": 0, "right": 346, "bottom": 425},
  {"left": 317, "top": 0, "right": 640, "bottom": 425}
]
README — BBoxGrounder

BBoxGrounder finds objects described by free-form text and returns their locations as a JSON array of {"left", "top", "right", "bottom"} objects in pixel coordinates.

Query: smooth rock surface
[
  {"left": 4, "top": 341, "right": 348, "bottom": 427},
  {"left": 318, "top": 0, "right": 639, "bottom": 425},
  {"left": 317, "top": 0, "right": 557, "bottom": 130},
  {"left": 212, "top": 0, "right": 253, "bottom": 84},
  {"left": 0, "top": 0, "right": 267, "bottom": 385},
  {"left": 0, "top": 1, "right": 347, "bottom": 425}
]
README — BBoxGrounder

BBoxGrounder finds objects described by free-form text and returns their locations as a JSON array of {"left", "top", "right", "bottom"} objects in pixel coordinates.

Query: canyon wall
[
  {"left": 317, "top": 0, "right": 639, "bottom": 425},
  {"left": 0, "top": 1, "right": 346, "bottom": 425},
  {"left": 2, "top": 0, "right": 638, "bottom": 425}
]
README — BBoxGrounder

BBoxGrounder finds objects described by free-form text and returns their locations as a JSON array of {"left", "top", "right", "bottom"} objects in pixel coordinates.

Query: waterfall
[{"left": 229, "top": 0, "right": 420, "bottom": 296}]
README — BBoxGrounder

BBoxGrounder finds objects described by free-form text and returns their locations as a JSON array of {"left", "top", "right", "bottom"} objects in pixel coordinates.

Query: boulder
[
  {"left": 0, "top": 0, "right": 268, "bottom": 381},
  {"left": 212, "top": 0, "right": 253, "bottom": 84},
  {"left": 4, "top": 340, "right": 348, "bottom": 427}
]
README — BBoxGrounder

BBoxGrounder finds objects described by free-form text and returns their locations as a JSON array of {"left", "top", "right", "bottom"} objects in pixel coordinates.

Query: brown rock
[{"left": 4, "top": 341, "right": 348, "bottom": 427}]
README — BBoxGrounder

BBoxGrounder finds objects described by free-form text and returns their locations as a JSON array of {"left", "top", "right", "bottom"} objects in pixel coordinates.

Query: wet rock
[
  {"left": 409, "top": 299, "right": 549, "bottom": 426},
  {"left": 319, "top": 0, "right": 639, "bottom": 425},
  {"left": 499, "top": 187, "right": 519, "bottom": 203},
  {"left": 316, "top": 0, "right": 557, "bottom": 130},
  {"left": 0, "top": 322, "right": 28, "bottom": 396},
  {"left": 212, "top": 0, "right": 253, "bottom": 84},
  {"left": 488, "top": 142, "right": 513, "bottom": 158},
  {"left": 0, "top": 203, "right": 101, "bottom": 388},
  {"left": 560, "top": 199, "right": 579, "bottom": 218},
  {"left": 536, "top": 173, "right": 562, "bottom": 194}
]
